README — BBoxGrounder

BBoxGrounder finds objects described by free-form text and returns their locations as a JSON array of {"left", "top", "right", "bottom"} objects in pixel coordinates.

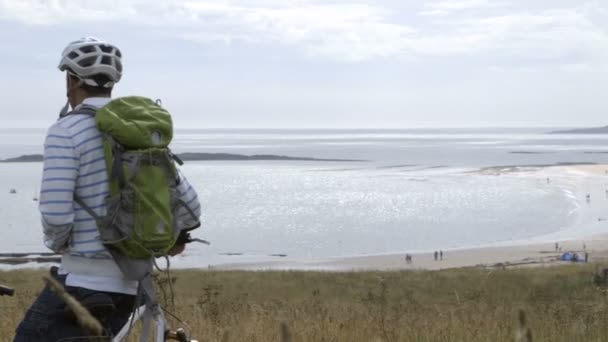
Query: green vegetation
[{"left": 1, "top": 265, "right": 607, "bottom": 341}]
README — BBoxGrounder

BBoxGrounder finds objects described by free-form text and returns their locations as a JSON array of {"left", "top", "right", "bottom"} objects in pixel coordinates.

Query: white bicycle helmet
[{"left": 58, "top": 37, "right": 123, "bottom": 88}]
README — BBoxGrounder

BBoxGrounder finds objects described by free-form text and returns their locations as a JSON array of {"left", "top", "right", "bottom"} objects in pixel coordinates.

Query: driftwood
[
  {"left": 0, "top": 257, "right": 61, "bottom": 265},
  {"left": 0, "top": 252, "right": 59, "bottom": 265},
  {"left": 43, "top": 275, "right": 104, "bottom": 337},
  {"left": 0, "top": 252, "right": 57, "bottom": 257}
]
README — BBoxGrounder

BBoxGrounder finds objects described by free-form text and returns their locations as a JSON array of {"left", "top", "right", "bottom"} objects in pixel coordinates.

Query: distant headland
[
  {"left": 549, "top": 127, "right": 608, "bottom": 134},
  {"left": 0, "top": 153, "right": 366, "bottom": 163}
]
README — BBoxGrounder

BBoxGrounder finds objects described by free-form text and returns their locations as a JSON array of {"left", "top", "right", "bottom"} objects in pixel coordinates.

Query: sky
[{"left": 1, "top": 0, "right": 607, "bottom": 128}]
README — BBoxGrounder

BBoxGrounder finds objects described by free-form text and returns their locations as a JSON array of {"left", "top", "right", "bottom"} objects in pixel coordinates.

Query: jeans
[{"left": 14, "top": 267, "right": 136, "bottom": 342}]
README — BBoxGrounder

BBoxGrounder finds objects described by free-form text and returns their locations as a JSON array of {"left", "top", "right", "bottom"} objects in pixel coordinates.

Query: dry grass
[{"left": 2, "top": 264, "right": 608, "bottom": 341}]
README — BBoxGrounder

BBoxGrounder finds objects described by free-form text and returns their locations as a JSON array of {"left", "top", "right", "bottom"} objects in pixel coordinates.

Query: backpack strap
[
  {"left": 106, "top": 135, "right": 127, "bottom": 188},
  {"left": 69, "top": 105, "right": 102, "bottom": 221},
  {"left": 74, "top": 195, "right": 102, "bottom": 223},
  {"left": 59, "top": 104, "right": 98, "bottom": 118},
  {"left": 170, "top": 151, "right": 184, "bottom": 166}
]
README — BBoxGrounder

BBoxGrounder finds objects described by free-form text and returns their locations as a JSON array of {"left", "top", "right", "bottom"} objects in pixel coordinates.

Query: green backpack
[{"left": 70, "top": 96, "right": 194, "bottom": 259}]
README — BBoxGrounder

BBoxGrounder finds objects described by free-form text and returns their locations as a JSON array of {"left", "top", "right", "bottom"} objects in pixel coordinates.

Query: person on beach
[
  {"left": 440, "top": 250, "right": 443, "bottom": 260},
  {"left": 555, "top": 242, "right": 559, "bottom": 252},
  {"left": 434, "top": 251, "right": 438, "bottom": 261},
  {"left": 14, "top": 37, "right": 202, "bottom": 341}
]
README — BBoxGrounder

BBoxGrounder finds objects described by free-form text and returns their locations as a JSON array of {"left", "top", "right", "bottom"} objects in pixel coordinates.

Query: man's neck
[
  {"left": 81, "top": 97, "right": 113, "bottom": 108},
  {"left": 70, "top": 92, "right": 111, "bottom": 108}
]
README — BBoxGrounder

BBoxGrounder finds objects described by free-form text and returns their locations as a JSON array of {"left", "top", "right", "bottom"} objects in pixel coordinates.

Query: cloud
[
  {"left": 426, "top": 0, "right": 500, "bottom": 11},
  {"left": 412, "top": 1, "right": 608, "bottom": 71},
  {"left": 1, "top": 0, "right": 607, "bottom": 66},
  {"left": 429, "top": 9, "right": 606, "bottom": 55},
  {"left": 420, "top": 0, "right": 499, "bottom": 15},
  {"left": 0, "top": 0, "right": 415, "bottom": 61},
  {"left": 0, "top": 0, "right": 135, "bottom": 25},
  {"left": 178, "top": 2, "right": 416, "bottom": 61}
]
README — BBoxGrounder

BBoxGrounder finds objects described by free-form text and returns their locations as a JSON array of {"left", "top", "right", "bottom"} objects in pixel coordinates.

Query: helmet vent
[
  {"left": 79, "top": 56, "right": 97, "bottom": 67},
  {"left": 67, "top": 51, "right": 79, "bottom": 59},
  {"left": 99, "top": 45, "right": 113, "bottom": 53},
  {"left": 101, "top": 56, "right": 112, "bottom": 66},
  {"left": 79, "top": 45, "right": 95, "bottom": 54}
]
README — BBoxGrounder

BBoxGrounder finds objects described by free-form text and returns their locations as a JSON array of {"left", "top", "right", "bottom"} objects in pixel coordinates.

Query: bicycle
[
  {"left": 10, "top": 273, "right": 198, "bottom": 342},
  {"left": 17, "top": 275, "right": 197, "bottom": 342},
  {"left": 26, "top": 233, "right": 208, "bottom": 342},
  {"left": 111, "top": 234, "right": 209, "bottom": 341}
]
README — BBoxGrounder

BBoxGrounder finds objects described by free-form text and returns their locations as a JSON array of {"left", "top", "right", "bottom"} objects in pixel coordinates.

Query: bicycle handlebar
[
  {"left": 0, "top": 285, "right": 14, "bottom": 296},
  {"left": 166, "top": 328, "right": 198, "bottom": 342},
  {"left": 177, "top": 232, "right": 210, "bottom": 246}
]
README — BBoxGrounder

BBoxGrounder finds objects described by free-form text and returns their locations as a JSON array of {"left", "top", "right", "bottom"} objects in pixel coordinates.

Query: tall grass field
[{"left": 1, "top": 265, "right": 607, "bottom": 341}]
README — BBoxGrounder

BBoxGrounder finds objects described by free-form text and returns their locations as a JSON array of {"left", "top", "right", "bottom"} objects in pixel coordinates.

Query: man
[{"left": 14, "top": 37, "right": 201, "bottom": 341}]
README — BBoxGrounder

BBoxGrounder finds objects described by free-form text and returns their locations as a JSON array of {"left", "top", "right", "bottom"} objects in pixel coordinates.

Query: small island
[
  {"left": 1, "top": 155, "right": 45, "bottom": 163},
  {"left": 0, "top": 153, "right": 366, "bottom": 163}
]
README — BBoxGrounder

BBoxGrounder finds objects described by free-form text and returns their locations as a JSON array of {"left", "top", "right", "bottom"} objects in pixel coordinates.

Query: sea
[{"left": 1, "top": 127, "right": 608, "bottom": 268}]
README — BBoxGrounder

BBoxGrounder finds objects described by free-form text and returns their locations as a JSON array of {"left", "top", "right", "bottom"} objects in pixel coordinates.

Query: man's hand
[{"left": 168, "top": 243, "right": 186, "bottom": 256}]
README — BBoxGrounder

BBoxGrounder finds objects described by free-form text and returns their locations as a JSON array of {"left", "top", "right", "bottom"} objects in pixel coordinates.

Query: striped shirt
[{"left": 40, "top": 97, "right": 201, "bottom": 294}]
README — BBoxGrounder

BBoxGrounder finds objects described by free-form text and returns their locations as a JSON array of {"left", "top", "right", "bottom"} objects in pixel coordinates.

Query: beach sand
[
  {"left": 217, "top": 237, "right": 608, "bottom": 271},
  {"left": 217, "top": 164, "right": 608, "bottom": 271}
]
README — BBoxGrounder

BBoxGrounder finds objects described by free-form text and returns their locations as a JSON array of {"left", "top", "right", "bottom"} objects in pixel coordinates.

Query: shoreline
[
  {"left": 212, "top": 238, "right": 600, "bottom": 272},
  {"left": 3, "top": 163, "right": 608, "bottom": 272},
  {"left": 0, "top": 153, "right": 366, "bottom": 163}
]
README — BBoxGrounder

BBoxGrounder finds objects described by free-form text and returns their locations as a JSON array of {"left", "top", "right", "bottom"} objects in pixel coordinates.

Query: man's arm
[
  {"left": 39, "top": 124, "right": 79, "bottom": 253},
  {"left": 175, "top": 170, "right": 202, "bottom": 230},
  {"left": 169, "top": 170, "right": 201, "bottom": 255}
]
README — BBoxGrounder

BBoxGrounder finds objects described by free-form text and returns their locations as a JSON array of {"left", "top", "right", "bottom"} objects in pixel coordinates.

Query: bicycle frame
[
  {"left": 113, "top": 305, "right": 198, "bottom": 342},
  {"left": 114, "top": 305, "right": 165, "bottom": 342}
]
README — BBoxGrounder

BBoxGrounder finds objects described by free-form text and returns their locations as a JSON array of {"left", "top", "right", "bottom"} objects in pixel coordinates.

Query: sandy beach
[
  {"left": 216, "top": 237, "right": 608, "bottom": 271},
  {"left": 217, "top": 163, "right": 608, "bottom": 271}
]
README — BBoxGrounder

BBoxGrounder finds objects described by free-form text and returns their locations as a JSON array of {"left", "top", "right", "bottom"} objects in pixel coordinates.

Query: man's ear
[
  {"left": 66, "top": 73, "right": 76, "bottom": 93},
  {"left": 66, "top": 74, "right": 82, "bottom": 95},
  {"left": 67, "top": 74, "right": 77, "bottom": 88}
]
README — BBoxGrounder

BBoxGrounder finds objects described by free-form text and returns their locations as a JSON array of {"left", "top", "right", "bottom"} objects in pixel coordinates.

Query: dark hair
[{"left": 68, "top": 72, "right": 113, "bottom": 97}]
